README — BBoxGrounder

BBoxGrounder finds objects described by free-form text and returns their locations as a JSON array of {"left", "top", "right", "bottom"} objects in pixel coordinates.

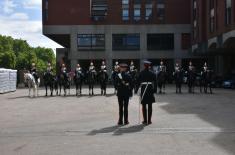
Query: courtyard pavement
[{"left": 0, "top": 86, "right": 235, "bottom": 155}]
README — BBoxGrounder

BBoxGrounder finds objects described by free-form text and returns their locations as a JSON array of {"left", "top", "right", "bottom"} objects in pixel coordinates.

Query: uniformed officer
[
  {"left": 173, "top": 63, "right": 184, "bottom": 93},
  {"left": 30, "top": 62, "right": 39, "bottom": 83},
  {"left": 135, "top": 61, "right": 157, "bottom": 125},
  {"left": 98, "top": 63, "right": 108, "bottom": 95},
  {"left": 116, "top": 63, "right": 132, "bottom": 125},
  {"left": 46, "top": 62, "right": 53, "bottom": 73},
  {"left": 201, "top": 62, "right": 213, "bottom": 94},
  {"left": 88, "top": 62, "right": 96, "bottom": 95},
  {"left": 101, "top": 60, "right": 107, "bottom": 72},
  {"left": 74, "top": 63, "right": 84, "bottom": 95},
  {"left": 112, "top": 61, "right": 120, "bottom": 94},
  {"left": 157, "top": 60, "right": 167, "bottom": 94},
  {"left": 187, "top": 61, "right": 196, "bottom": 93}
]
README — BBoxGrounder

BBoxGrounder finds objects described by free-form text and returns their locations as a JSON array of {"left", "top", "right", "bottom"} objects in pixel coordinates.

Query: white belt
[{"left": 141, "top": 82, "right": 152, "bottom": 85}]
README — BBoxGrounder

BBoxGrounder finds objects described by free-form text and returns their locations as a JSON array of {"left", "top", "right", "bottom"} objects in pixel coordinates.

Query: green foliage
[{"left": 0, "top": 34, "right": 56, "bottom": 73}]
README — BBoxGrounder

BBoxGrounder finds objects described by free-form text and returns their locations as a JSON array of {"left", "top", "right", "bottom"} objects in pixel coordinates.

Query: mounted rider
[
  {"left": 187, "top": 61, "right": 196, "bottom": 93},
  {"left": 173, "top": 62, "right": 184, "bottom": 94},
  {"left": 98, "top": 61, "right": 109, "bottom": 95},
  {"left": 74, "top": 63, "right": 84, "bottom": 95},
  {"left": 157, "top": 60, "right": 167, "bottom": 94},
  {"left": 30, "top": 62, "right": 39, "bottom": 84},
  {"left": 88, "top": 61, "right": 97, "bottom": 95},
  {"left": 112, "top": 61, "right": 120, "bottom": 94}
]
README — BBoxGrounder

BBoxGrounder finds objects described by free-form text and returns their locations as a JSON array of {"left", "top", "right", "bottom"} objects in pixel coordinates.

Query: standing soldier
[
  {"left": 30, "top": 62, "right": 39, "bottom": 84},
  {"left": 101, "top": 60, "right": 107, "bottom": 72},
  {"left": 116, "top": 63, "right": 132, "bottom": 125},
  {"left": 173, "top": 63, "right": 184, "bottom": 93},
  {"left": 98, "top": 62, "right": 109, "bottom": 95},
  {"left": 157, "top": 60, "right": 167, "bottom": 94},
  {"left": 129, "top": 60, "right": 138, "bottom": 93},
  {"left": 74, "top": 63, "right": 84, "bottom": 96},
  {"left": 112, "top": 61, "right": 120, "bottom": 94},
  {"left": 135, "top": 61, "right": 157, "bottom": 125},
  {"left": 187, "top": 61, "right": 196, "bottom": 93},
  {"left": 87, "top": 62, "right": 96, "bottom": 95},
  {"left": 201, "top": 62, "right": 213, "bottom": 94}
]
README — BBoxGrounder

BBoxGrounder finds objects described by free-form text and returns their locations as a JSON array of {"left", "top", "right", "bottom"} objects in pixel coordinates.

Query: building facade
[
  {"left": 43, "top": 0, "right": 197, "bottom": 73},
  {"left": 192, "top": 0, "right": 235, "bottom": 76}
]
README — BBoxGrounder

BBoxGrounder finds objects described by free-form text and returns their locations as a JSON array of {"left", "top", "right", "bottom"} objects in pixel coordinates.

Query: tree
[{"left": 0, "top": 50, "right": 16, "bottom": 69}]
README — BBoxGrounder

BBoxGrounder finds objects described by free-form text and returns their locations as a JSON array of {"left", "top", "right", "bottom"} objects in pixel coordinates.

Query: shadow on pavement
[{"left": 87, "top": 124, "right": 145, "bottom": 136}]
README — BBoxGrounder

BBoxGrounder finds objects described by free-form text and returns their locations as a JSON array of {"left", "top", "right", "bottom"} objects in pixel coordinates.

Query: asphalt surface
[{"left": 0, "top": 86, "right": 235, "bottom": 155}]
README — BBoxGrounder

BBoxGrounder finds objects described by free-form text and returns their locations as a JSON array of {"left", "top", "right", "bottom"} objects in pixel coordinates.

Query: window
[
  {"left": 122, "top": 0, "right": 129, "bottom": 21},
  {"left": 209, "top": 0, "right": 215, "bottom": 32},
  {"left": 157, "top": 0, "right": 165, "bottom": 22},
  {"left": 147, "top": 34, "right": 174, "bottom": 50},
  {"left": 181, "top": 33, "right": 191, "bottom": 50},
  {"left": 91, "top": 0, "right": 108, "bottom": 21},
  {"left": 145, "top": 4, "right": 153, "bottom": 20},
  {"left": 134, "top": 6, "right": 141, "bottom": 21},
  {"left": 112, "top": 34, "right": 140, "bottom": 50},
  {"left": 78, "top": 34, "right": 105, "bottom": 50},
  {"left": 225, "top": 0, "right": 232, "bottom": 25}
]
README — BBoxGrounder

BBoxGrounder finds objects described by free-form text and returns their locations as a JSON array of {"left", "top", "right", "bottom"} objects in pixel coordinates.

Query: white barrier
[{"left": 0, "top": 68, "right": 17, "bottom": 94}]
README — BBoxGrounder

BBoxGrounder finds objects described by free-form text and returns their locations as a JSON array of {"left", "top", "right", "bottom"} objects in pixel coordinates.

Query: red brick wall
[{"left": 43, "top": 0, "right": 191, "bottom": 25}]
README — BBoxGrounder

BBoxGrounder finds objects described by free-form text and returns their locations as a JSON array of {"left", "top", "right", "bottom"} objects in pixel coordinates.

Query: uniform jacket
[
  {"left": 136, "top": 69, "right": 157, "bottom": 104},
  {"left": 116, "top": 72, "right": 132, "bottom": 98}
]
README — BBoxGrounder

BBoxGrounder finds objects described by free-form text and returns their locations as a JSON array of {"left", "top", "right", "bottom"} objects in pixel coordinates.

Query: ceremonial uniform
[
  {"left": 187, "top": 63, "right": 196, "bottom": 93},
  {"left": 173, "top": 64, "right": 184, "bottom": 93},
  {"left": 116, "top": 64, "right": 132, "bottom": 125},
  {"left": 30, "top": 66, "right": 39, "bottom": 83},
  {"left": 112, "top": 62, "right": 120, "bottom": 94},
  {"left": 157, "top": 62, "right": 167, "bottom": 94},
  {"left": 88, "top": 63, "right": 96, "bottom": 95},
  {"left": 98, "top": 68, "right": 108, "bottom": 95},
  {"left": 136, "top": 61, "right": 157, "bottom": 125},
  {"left": 75, "top": 66, "right": 84, "bottom": 95},
  {"left": 201, "top": 63, "right": 213, "bottom": 94}
]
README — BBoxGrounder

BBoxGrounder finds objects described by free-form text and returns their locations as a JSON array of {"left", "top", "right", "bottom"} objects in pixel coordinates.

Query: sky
[{"left": 0, "top": 0, "right": 62, "bottom": 52}]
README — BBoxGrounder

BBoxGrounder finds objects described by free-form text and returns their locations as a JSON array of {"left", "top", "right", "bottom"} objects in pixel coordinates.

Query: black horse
[
  {"left": 59, "top": 72, "right": 70, "bottom": 96},
  {"left": 201, "top": 70, "right": 213, "bottom": 94},
  {"left": 157, "top": 70, "right": 167, "bottom": 94},
  {"left": 87, "top": 70, "right": 96, "bottom": 95},
  {"left": 187, "top": 70, "right": 196, "bottom": 93},
  {"left": 98, "top": 70, "right": 108, "bottom": 95},
  {"left": 74, "top": 70, "right": 84, "bottom": 96},
  {"left": 43, "top": 71, "right": 54, "bottom": 96}
]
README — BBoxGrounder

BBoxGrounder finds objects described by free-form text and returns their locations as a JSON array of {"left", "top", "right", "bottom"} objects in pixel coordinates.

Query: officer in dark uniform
[
  {"left": 116, "top": 63, "right": 132, "bottom": 125},
  {"left": 30, "top": 62, "right": 39, "bottom": 83},
  {"left": 173, "top": 63, "right": 184, "bottom": 93},
  {"left": 186, "top": 61, "right": 196, "bottom": 93},
  {"left": 101, "top": 60, "right": 107, "bottom": 72},
  {"left": 135, "top": 61, "right": 157, "bottom": 125}
]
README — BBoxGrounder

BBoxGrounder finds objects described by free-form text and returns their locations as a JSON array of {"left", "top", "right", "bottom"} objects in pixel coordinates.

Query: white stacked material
[
  {"left": 0, "top": 68, "right": 17, "bottom": 94},
  {"left": 9, "top": 70, "right": 17, "bottom": 92}
]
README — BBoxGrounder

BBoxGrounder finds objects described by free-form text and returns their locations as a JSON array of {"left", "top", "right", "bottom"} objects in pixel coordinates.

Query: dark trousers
[
  {"left": 118, "top": 96, "right": 129, "bottom": 123},
  {"left": 142, "top": 103, "right": 152, "bottom": 123}
]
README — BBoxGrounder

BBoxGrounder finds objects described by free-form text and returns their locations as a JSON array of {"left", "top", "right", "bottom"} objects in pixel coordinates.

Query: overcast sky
[{"left": 0, "top": 0, "right": 62, "bottom": 52}]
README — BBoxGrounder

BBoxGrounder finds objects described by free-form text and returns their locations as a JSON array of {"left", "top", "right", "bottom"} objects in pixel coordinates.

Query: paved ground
[{"left": 0, "top": 86, "right": 235, "bottom": 155}]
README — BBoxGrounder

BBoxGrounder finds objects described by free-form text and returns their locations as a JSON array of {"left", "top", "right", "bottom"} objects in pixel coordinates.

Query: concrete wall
[{"left": 44, "top": 24, "right": 195, "bottom": 73}]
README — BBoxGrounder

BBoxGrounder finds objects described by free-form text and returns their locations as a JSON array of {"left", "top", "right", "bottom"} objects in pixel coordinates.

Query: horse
[
  {"left": 74, "top": 70, "right": 84, "bottom": 96},
  {"left": 201, "top": 70, "right": 213, "bottom": 94},
  {"left": 24, "top": 73, "right": 40, "bottom": 97},
  {"left": 43, "top": 71, "right": 54, "bottom": 96},
  {"left": 98, "top": 70, "right": 108, "bottom": 95},
  {"left": 156, "top": 66, "right": 167, "bottom": 94},
  {"left": 87, "top": 70, "right": 96, "bottom": 95},
  {"left": 59, "top": 72, "right": 70, "bottom": 96},
  {"left": 186, "top": 70, "right": 196, "bottom": 93}
]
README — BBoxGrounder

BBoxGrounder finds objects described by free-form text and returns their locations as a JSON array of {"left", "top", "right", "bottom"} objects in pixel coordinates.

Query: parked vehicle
[{"left": 222, "top": 74, "right": 235, "bottom": 89}]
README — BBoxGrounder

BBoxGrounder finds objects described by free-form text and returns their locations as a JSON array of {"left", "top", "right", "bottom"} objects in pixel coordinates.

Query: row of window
[
  {"left": 77, "top": 33, "right": 191, "bottom": 51},
  {"left": 122, "top": 0, "right": 165, "bottom": 22}
]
